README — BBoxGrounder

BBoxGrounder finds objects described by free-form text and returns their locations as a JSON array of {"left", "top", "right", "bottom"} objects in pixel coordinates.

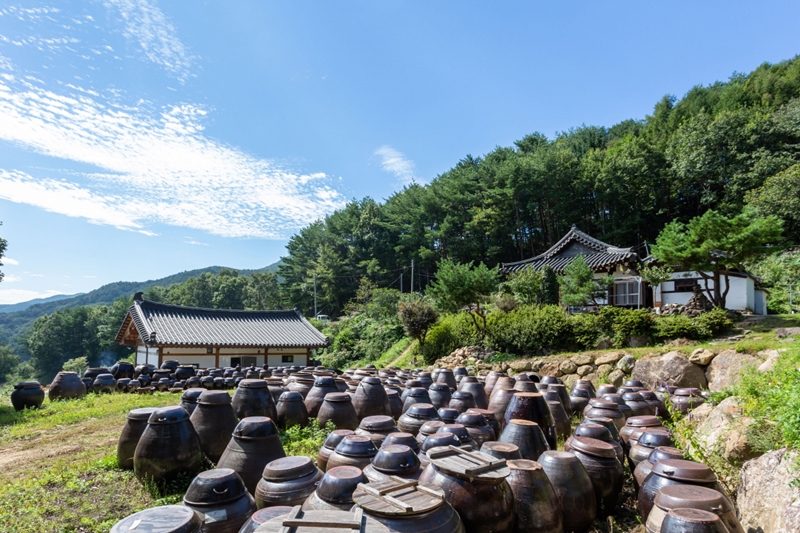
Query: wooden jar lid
[{"left": 353, "top": 476, "right": 445, "bottom": 516}]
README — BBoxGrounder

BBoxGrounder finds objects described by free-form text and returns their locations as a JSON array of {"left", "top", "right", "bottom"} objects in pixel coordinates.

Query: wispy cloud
[
  {"left": 104, "top": 0, "right": 193, "bottom": 81},
  {"left": 185, "top": 238, "right": 209, "bottom": 246},
  {"left": 3, "top": 274, "right": 21, "bottom": 282},
  {"left": 374, "top": 145, "right": 418, "bottom": 185},
  {"left": 3, "top": 257, "right": 19, "bottom": 265},
  {"left": 0, "top": 289, "right": 64, "bottom": 305}
]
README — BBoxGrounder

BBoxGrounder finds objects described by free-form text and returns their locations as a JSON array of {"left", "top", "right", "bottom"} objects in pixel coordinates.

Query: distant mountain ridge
[{"left": 0, "top": 261, "right": 282, "bottom": 349}]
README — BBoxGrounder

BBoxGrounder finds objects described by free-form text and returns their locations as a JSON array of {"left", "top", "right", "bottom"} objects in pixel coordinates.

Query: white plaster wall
[{"left": 656, "top": 271, "right": 756, "bottom": 312}]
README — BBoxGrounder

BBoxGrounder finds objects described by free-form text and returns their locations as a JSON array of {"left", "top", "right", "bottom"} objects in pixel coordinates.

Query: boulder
[
  {"left": 571, "top": 353, "right": 594, "bottom": 366},
  {"left": 509, "top": 359, "right": 532, "bottom": 372},
  {"left": 596, "top": 364, "right": 613, "bottom": 377},
  {"left": 530, "top": 359, "right": 546, "bottom": 372},
  {"left": 693, "top": 396, "right": 759, "bottom": 462},
  {"left": 607, "top": 369, "right": 626, "bottom": 387},
  {"left": 616, "top": 355, "right": 636, "bottom": 373},
  {"left": 705, "top": 350, "right": 759, "bottom": 392},
  {"left": 738, "top": 448, "right": 800, "bottom": 533},
  {"left": 538, "top": 362, "right": 562, "bottom": 378},
  {"left": 576, "top": 364, "right": 595, "bottom": 377},
  {"left": 582, "top": 372, "right": 598, "bottom": 384},
  {"left": 775, "top": 327, "right": 800, "bottom": 338},
  {"left": 758, "top": 350, "right": 781, "bottom": 373},
  {"left": 630, "top": 351, "right": 708, "bottom": 389},
  {"left": 561, "top": 374, "right": 579, "bottom": 389},
  {"left": 628, "top": 335, "right": 650, "bottom": 347},
  {"left": 559, "top": 360, "right": 578, "bottom": 374},
  {"left": 689, "top": 348, "right": 716, "bottom": 366},
  {"left": 594, "top": 352, "right": 624, "bottom": 365}
]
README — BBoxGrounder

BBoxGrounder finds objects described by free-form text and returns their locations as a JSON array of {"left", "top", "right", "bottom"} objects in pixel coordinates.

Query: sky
[{"left": 0, "top": 1, "right": 799, "bottom": 304}]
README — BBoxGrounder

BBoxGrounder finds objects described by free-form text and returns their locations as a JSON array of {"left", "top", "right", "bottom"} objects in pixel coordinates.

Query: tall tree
[{"left": 426, "top": 259, "right": 499, "bottom": 337}]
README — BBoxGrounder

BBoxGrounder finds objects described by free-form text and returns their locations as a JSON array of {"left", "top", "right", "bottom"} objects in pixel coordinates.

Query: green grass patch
[{"left": 350, "top": 336, "right": 412, "bottom": 369}]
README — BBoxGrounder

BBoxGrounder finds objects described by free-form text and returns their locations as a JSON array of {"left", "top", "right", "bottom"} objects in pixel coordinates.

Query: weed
[{"left": 280, "top": 419, "right": 335, "bottom": 457}]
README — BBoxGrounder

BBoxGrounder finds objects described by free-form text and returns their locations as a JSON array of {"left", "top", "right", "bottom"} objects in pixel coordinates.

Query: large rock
[
  {"left": 693, "top": 396, "right": 759, "bottom": 462},
  {"left": 705, "top": 350, "right": 758, "bottom": 392},
  {"left": 607, "top": 369, "right": 626, "bottom": 387},
  {"left": 576, "top": 364, "right": 595, "bottom": 377},
  {"left": 689, "top": 348, "right": 716, "bottom": 366},
  {"left": 538, "top": 362, "right": 562, "bottom": 378},
  {"left": 616, "top": 355, "right": 636, "bottom": 373},
  {"left": 596, "top": 364, "right": 613, "bottom": 376},
  {"left": 559, "top": 360, "right": 578, "bottom": 374},
  {"left": 757, "top": 349, "right": 781, "bottom": 373},
  {"left": 738, "top": 448, "right": 800, "bottom": 533},
  {"left": 571, "top": 353, "right": 594, "bottom": 366},
  {"left": 509, "top": 359, "right": 532, "bottom": 372},
  {"left": 775, "top": 327, "right": 800, "bottom": 338},
  {"left": 594, "top": 352, "right": 624, "bottom": 365},
  {"left": 630, "top": 351, "right": 708, "bottom": 389}
]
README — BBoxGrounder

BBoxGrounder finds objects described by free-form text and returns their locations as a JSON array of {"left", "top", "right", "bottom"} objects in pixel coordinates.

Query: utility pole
[
  {"left": 313, "top": 272, "right": 317, "bottom": 318},
  {"left": 400, "top": 270, "right": 403, "bottom": 293},
  {"left": 411, "top": 259, "right": 415, "bottom": 293}
]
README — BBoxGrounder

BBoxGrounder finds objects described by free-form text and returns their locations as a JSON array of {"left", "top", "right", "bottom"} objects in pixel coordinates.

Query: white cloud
[
  {"left": 0, "top": 74, "right": 346, "bottom": 238},
  {"left": 3, "top": 274, "right": 21, "bottom": 282},
  {"left": 185, "top": 238, "right": 209, "bottom": 246},
  {"left": 374, "top": 145, "right": 418, "bottom": 185},
  {"left": 104, "top": 0, "right": 193, "bottom": 81},
  {"left": 0, "top": 288, "right": 63, "bottom": 304},
  {"left": 3, "top": 257, "right": 19, "bottom": 265},
  {"left": 84, "top": 275, "right": 96, "bottom": 278}
]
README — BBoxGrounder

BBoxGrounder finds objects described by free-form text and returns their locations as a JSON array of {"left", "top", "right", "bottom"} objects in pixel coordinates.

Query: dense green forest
[{"left": 279, "top": 56, "right": 800, "bottom": 317}]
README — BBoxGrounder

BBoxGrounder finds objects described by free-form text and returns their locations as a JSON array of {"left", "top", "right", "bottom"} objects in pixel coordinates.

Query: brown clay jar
[
  {"left": 503, "top": 393, "right": 557, "bottom": 450},
  {"left": 487, "top": 387, "right": 516, "bottom": 424},
  {"left": 619, "top": 415, "right": 663, "bottom": 447},
  {"left": 428, "top": 383, "right": 452, "bottom": 409},
  {"left": 317, "top": 429, "right": 355, "bottom": 472},
  {"left": 449, "top": 391, "right": 476, "bottom": 413},
  {"left": 254, "top": 456, "right": 323, "bottom": 509},
  {"left": 633, "top": 446, "right": 684, "bottom": 493},
  {"left": 216, "top": 416, "right": 286, "bottom": 495},
  {"left": 538, "top": 450, "right": 596, "bottom": 533},
  {"left": 466, "top": 407, "right": 502, "bottom": 437},
  {"left": 317, "top": 392, "right": 359, "bottom": 430},
  {"left": 455, "top": 412, "right": 495, "bottom": 447},
  {"left": 182, "top": 468, "right": 256, "bottom": 533},
  {"left": 386, "top": 389, "right": 404, "bottom": 419},
  {"left": 572, "top": 423, "right": 624, "bottom": 465},
  {"left": 546, "top": 400, "right": 571, "bottom": 443},
  {"left": 190, "top": 390, "right": 239, "bottom": 464},
  {"left": 276, "top": 391, "right": 309, "bottom": 429},
  {"left": 415, "top": 420, "right": 447, "bottom": 445},
  {"left": 660, "top": 508, "right": 730, "bottom": 533},
  {"left": 498, "top": 419, "right": 550, "bottom": 461},
  {"left": 567, "top": 437, "right": 624, "bottom": 517},
  {"left": 629, "top": 429, "right": 674, "bottom": 469},
  {"left": 671, "top": 388, "right": 706, "bottom": 415},
  {"left": 232, "top": 379, "right": 278, "bottom": 421},
  {"left": 397, "top": 403, "right": 440, "bottom": 436},
  {"left": 362, "top": 443, "right": 422, "bottom": 482},
  {"left": 637, "top": 459, "right": 722, "bottom": 523},
  {"left": 583, "top": 398, "right": 625, "bottom": 431},
  {"left": 646, "top": 484, "right": 743, "bottom": 533},
  {"left": 355, "top": 415, "right": 399, "bottom": 448},
  {"left": 304, "top": 377, "right": 341, "bottom": 418},
  {"left": 506, "top": 459, "right": 563, "bottom": 533},
  {"left": 353, "top": 377, "right": 392, "bottom": 419},
  {"left": 118, "top": 408, "right": 158, "bottom": 470}
]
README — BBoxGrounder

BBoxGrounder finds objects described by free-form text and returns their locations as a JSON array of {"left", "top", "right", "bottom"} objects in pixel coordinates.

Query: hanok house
[
  {"left": 500, "top": 225, "right": 647, "bottom": 307},
  {"left": 115, "top": 293, "right": 329, "bottom": 368}
]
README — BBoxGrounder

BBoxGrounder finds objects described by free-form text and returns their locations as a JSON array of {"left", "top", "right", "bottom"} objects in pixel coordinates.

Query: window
[
  {"left": 674, "top": 279, "right": 697, "bottom": 292},
  {"left": 281, "top": 355, "right": 294, "bottom": 363},
  {"left": 613, "top": 281, "right": 639, "bottom": 306},
  {"left": 206, "top": 347, "right": 214, "bottom": 354}
]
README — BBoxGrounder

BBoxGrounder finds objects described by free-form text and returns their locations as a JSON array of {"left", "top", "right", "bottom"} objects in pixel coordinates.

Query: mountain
[{"left": 0, "top": 261, "right": 282, "bottom": 349}]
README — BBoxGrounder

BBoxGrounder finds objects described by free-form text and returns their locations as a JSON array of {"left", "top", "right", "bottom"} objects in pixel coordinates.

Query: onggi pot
[
  {"left": 190, "top": 390, "right": 239, "bottom": 464},
  {"left": 566, "top": 436, "right": 624, "bottom": 517},
  {"left": 506, "top": 459, "right": 563, "bottom": 533},
  {"left": 117, "top": 407, "right": 158, "bottom": 470},
  {"left": 11, "top": 381, "right": 45, "bottom": 411},
  {"left": 134, "top": 406, "right": 203, "bottom": 484},
  {"left": 538, "top": 450, "right": 596, "bottom": 533},
  {"left": 254, "top": 456, "right": 323, "bottom": 509},
  {"left": 216, "top": 416, "right": 286, "bottom": 495},
  {"left": 317, "top": 392, "right": 359, "bottom": 430}
]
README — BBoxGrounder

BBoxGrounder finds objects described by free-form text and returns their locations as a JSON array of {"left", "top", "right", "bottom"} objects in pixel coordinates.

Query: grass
[{"left": 350, "top": 337, "right": 412, "bottom": 369}]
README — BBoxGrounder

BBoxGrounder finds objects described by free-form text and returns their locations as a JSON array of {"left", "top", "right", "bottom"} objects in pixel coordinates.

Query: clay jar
[
  {"left": 538, "top": 450, "right": 597, "bottom": 533},
  {"left": 634, "top": 446, "right": 684, "bottom": 493},
  {"left": 572, "top": 379, "right": 596, "bottom": 397},
  {"left": 386, "top": 389, "right": 404, "bottom": 420},
  {"left": 455, "top": 412, "right": 495, "bottom": 447},
  {"left": 110, "top": 505, "right": 203, "bottom": 533},
  {"left": 546, "top": 400, "right": 571, "bottom": 443},
  {"left": 418, "top": 446, "right": 514, "bottom": 533},
  {"left": 572, "top": 423, "right": 624, "bottom": 465},
  {"left": 317, "top": 392, "right": 359, "bottom": 430},
  {"left": 569, "top": 389, "right": 592, "bottom": 416},
  {"left": 639, "top": 390, "right": 669, "bottom": 420},
  {"left": 567, "top": 436, "right": 624, "bottom": 517},
  {"left": 183, "top": 468, "right": 256, "bottom": 533},
  {"left": 355, "top": 415, "right": 399, "bottom": 448},
  {"left": 363, "top": 444, "right": 422, "bottom": 482},
  {"left": 217, "top": 416, "right": 286, "bottom": 496},
  {"left": 48, "top": 371, "right": 87, "bottom": 400},
  {"left": 317, "top": 429, "right": 355, "bottom": 472},
  {"left": 416, "top": 420, "right": 447, "bottom": 445},
  {"left": 660, "top": 508, "right": 730, "bottom": 533},
  {"left": 449, "top": 391, "right": 476, "bottom": 413},
  {"left": 646, "top": 484, "right": 743, "bottom": 533},
  {"left": 190, "top": 390, "right": 239, "bottom": 464},
  {"left": 267, "top": 379, "right": 287, "bottom": 404},
  {"left": 134, "top": 406, "right": 204, "bottom": 484},
  {"left": 466, "top": 408, "right": 502, "bottom": 437},
  {"left": 503, "top": 393, "right": 557, "bottom": 450},
  {"left": 459, "top": 380, "right": 489, "bottom": 410},
  {"left": 436, "top": 369, "right": 457, "bottom": 389},
  {"left": 232, "top": 379, "right": 278, "bottom": 421},
  {"left": 276, "top": 391, "right": 309, "bottom": 428},
  {"left": 438, "top": 424, "right": 476, "bottom": 448},
  {"left": 400, "top": 388, "right": 432, "bottom": 414},
  {"left": 487, "top": 388, "right": 517, "bottom": 425},
  {"left": 427, "top": 383, "right": 452, "bottom": 409},
  {"left": 304, "top": 377, "right": 341, "bottom": 418},
  {"left": 303, "top": 465, "right": 366, "bottom": 511},
  {"left": 499, "top": 419, "right": 550, "bottom": 461},
  {"left": 181, "top": 388, "right": 205, "bottom": 416},
  {"left": 583, "top": 398, "right": 626, "bottom": 431},
  {"left": 619, "top": 415, "right": 663, "bottom": 447},
  {"left": 482, "top": 371, "right": 504, "bottom": 398},
  {"left": 327, "top": 435, "right": 378, "bottom": 471},
  {"left": 117, "top": 407, "right": 158, "bottom": 470},
  {"left": 672, "top": 388, "right": 706, "bottom": 415},
  {"left": 401, "top": 380, "right": 423, "bottom": 403},
  {"left": 254, "top": 456, "right": 323, "bottom": 509},
  {"left": 601, "top": 394, "right": 633, "bottom": 420},
  {"left": 383, "top": 432, "right": 421, "bottom": 454},
  {"left": 582, "top": 416, "right": 621, "bottom": 442},
  {"left": 397, "top": 403, "right": 440, "bottom": 436},
  {"left": 638, "top": 459, "right": 722, "bottom": 523},
  {"left": 353, "top": 377, "right": 392, "bottom": 419},
  {"left": 438, "top": 408, "right": 459, "bottom": 425},
  {"left": 480, "top": 442, "right": 522, "bottom": 461},
  {"left": 629, "top": 429, "right": 675, "bottom": 469},
  {"left": 505, "top": 459, "right": 563, "bottom": 533},
  {"left": 10, "top": 381, "right": 45, "bottom": 410},
  {"left": 286, "top": 375, "right": 315, "bottom": 398}
]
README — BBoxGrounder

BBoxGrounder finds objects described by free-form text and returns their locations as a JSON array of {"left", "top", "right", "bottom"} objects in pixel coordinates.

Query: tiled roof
[
  {"left": 501, "top": 225, "right": 639, "bottom": 274},
  {"left": 115, "top": 295, "right": 328, "bottom": 348}
]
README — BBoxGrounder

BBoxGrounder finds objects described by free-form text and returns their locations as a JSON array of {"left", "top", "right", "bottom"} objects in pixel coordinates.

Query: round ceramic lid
[
  {"left": 111, "top": 505, "right": 202, "bottom": 533},
  {"left": 427, "top": 445, "right": 510, "bottom": 480},
  {"left": 568, "top": 436, "right": 617, "bottom": 459},
  {"left": 652, "top": 459, "right": 717, "bottom": 482},
  {"left": 184, "top": 468, "right": 247, "bottom": 506},
  {"left": 372, "top": 444, "right": 420, "bottom": 474},
  {"left": 481, "top": 442, "right": 520, "bottom": 456},
  {"left": 197, "top": 390, "right": 232, "bottom": 405},
  {"left": 359, "top": 415, "right": 395, "bottom": 432},
  {"left": 429, "top": 383, "right": 450, "bottom": 391},
  {"left": 450, "top": 391, "right": 473, "bottom": 400},
  {"left": 181, "top": 388, "right": 205, "bottom": 402},
  {"left": 405, "top": 403, "right": 438, "bottom": 419},
  {"left": 352, "top": 478, "right": 445, "bottom": 516},
  {"left": 421, "top": 432, "right": 460, "bottom": 453},
  {"left": 648, "top": 446, "right": 684, "bottom": 463},
  {"left": 664, "top": 508, "right": 723, "bottom": 526},
  {"left": 588, "top": 398, "right": 619, "bottom": 410},
  {"left": 455, "top": 412, "right": 486, "bottom": 427},
  {"left": 261, "top": 456, "right": 318, "bottom": 481},
  {"left": 638, "top": 429, "right": 673, "bottom": 448},
  {"left": 625, "top": 415, "right": 662, "bottom": 427},
  {"left": 127, "top": 407, "right": 158, "bottom": 421},
  {"left": 655, "top": 484, "right": 732, "bottom": 513},
  {"left": 279, "top": 391, "right": 304, "bottom": 402},
  {"left": 324, "top": 392, "right": 351, "bottom": 402},
  {"left": 147, "top": 406, "right": 190, "bottom": 425},
  {"left": 466, "top": 408, "right": 495, "bottom": 419},
  {"left": 239, "top": 379, "right": 268, "bottom": 389},
  {"left": 622, "top": 392, "right": 645, "bottom": 401},
  {"left": 248, "top": 507, "right": 293, "bottom": 527},
  {"left": 382, "top": 432, "right": 419, "bottom": 453},
  {"left": 233, "top": 417, "right": 279, "bottom": 440},
  {"left": 334, "top": 435, "right": 378, "bottom": 458},
  {"left": 15, "top": 381, "right": 42, "bottom": 389},
  {"left": 323, "top": 429, "right": 355, "bottom": 449},
  {"left": 574, "top": 423, "right": 612, "bottom": 441},
  {"left": 407, "top": 387, "right": 429, "bottom": 397},
  {"left": 419, "top": 420, "right": 446, "bottom": 434},
  {"left": 316, "top": 466, "right": 366, "bottom": 503}
]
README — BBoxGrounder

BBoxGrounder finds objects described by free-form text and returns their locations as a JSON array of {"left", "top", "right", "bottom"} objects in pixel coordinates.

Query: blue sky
[{"left": 0, "top": 1, "right": 799, "bottom": 304}]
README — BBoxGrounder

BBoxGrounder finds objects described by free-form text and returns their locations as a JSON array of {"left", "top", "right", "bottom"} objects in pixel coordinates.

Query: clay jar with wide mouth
[
  {"left": 546, "top": 383, "right": 573, "bottom": 418},
  {"left": 402, "top": 388, "right": 433, "bottom": 414},
  {"left": 455, "top": 412, "right": 495, "bottom": 447},
  {"left": 216, "top": 416, "right": 286, "bottom": 495},
  {"left": 466, "top": 408, "right": 502, "bottom": 437},
  {"left": 134, "top": 406, "right": 203, "bottom": 484},
  {"left": 183, "top": 468, "right": 256, "bottom": 533},
  {"left": 397, "top": 403, "right": 440, "bottom": 436},
  {"left": 418, "top": 446, "right": 514, "bottom": 533},
  {"left": 437, "top": 424, "right": 476, "bottom": 448},
  {"left": 254, "top": 455, "right": 324, "bottom": 509},
  {"left": 317, "top": 429, "right": 354, "bottom": 472},
  {"left": 415, "top": 420, "right": 446, "bottom": 446},
  {"left": 436, "top": 368, "right": 457, "bottom": 389},
  {"left": 232, "top": 379, "right": 278, "bottom": 421},
  {"left": 672, "top": 388, "right": 706, "bottom": 415},
  {"left": 487, "top": 388, "right": 516, "bottom": 426},
  {"left": 317, "top": 392, "right": 359, "bottom": 430},
  {"left": 92, "top": 373, "right": 117, "bottom": 394},
  {"left": 355, "top": 415, "right": 398, "bottom": 448},
  {"left": 304, "top": 377, "right": 342, "bottom": 418},
  {"left": 427, "top": 383, "right": 452, "bottom": 409},
  {"left": 266, "top": 379, "right": 287, "bottom": 404},
  {"left": 498, "top": 419, "right": 550, "bottom": 461},
  {"left": 327, "top": 435, "right": 378, "bottom": 471},
  {"left": 181, "top": 388, "right": 205, "bottom": 416},
  {"left": 449, "top": 391, "right": 476, "bottom": 413},
  {"left": 353, "top": 476, "right": 464, "bottom": 533},
  {"left": 383, "top": 432, "right": 421, "bottom": 454},
  {"left": 594, "top": 384, "right": 615, "bottom": 397},
  {"left": 110, "top": 505, "right": 203, "bottom": 533},
  {"left": 538, "top": 450, "right": 596, "bottom": 533},
  {"left": 583, "top": 398, "right": 626, "bottom": 431},
  {"left": 385, "top": 389, "right": 404, "bottom": 420},
  {"left": 286, "top": 375, "right": 315, "bottom": 398},
  {"left": 363, "top": 444, "right": 422, "bottom": 482},
  {"left": 118, "top": 407, "right": 158, "bottom": 470},
  {"left": 634, "top": 446, "right": 684, "bottom": 492},
  {"left": 622, "top": 392, "right": 655, "bottom": 418},
  {"left": 480, "top": 441, "right": 521, "bottom": 461},
  {"left": 505, "top": 459, "right": 563, "bottom": 533},
  {"left": 276, "top": 391, "right": 309, "bottom": 429},
  {"left": 353, "top": 377, "right": 392, "bottom": 419},
  {"left": 482, "top": 371, "right": 505, "bottom": 398},
  {"left": 190, "top": 390, "right": 239, "bottom": 464},
  {"left": 401, "top": 380, "right": 423, "bottom": 403},
  {"left": 638, "top": 459, "right": 723, "bottom": 523},
  {"left": 571, "top": 423, "right": 624, "bottom": 465},
  {"left": 458, "top": 380, "right": 489, "bottom": 410},
  {"left": 569, "top": 388, "right": 592, "bottom": 415},
  {"left": 302, "top": 465, "right": 366, "bottom": 511},
  {"left": 567, "top": 436, "right": 624, "bottom": 517},
  {"left": 11, "top": 381, "right": 45, "bottom": 411},
  {"left": 629, "top": 429, "right": 675, "bottom": 469},
  {"left": 620, "top": 415, "right": 663, "bottom": 447},
  {"left": 545, "top": 400, "right": 571, "bottom": 443},
  {"left": 503, "top": 393, "right": 557, "bottom": 450},
  {"left": 659, "top": 508, "right": 730, "bottom": 533},
  {"left": 420, "top": 432, "right": 462, "bottom": 464},
  {"left": 646, "top": 484, "right": 743, "bottom": 533}
]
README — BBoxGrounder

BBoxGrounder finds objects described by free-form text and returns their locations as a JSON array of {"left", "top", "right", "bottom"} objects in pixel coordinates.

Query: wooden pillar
[
  {"left": 215, "top": 347, "right": 220, "bottom": 369},
  {"left": 157, "top": 347, "right": 162, "bottom": 368}
]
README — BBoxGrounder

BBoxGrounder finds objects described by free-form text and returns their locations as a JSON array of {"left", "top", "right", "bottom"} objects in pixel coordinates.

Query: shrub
[
  {"left": 62, "top": 356, "right": 89, "bottom": 376},
  {"left": 609, "top": 308, "right": 655, "bottom": 348},
  {"left": 568, "top": 313, "right": 601, "bottom": 349},
  {"left": 654, "top": 315, "right": 701, "bottom": 340},
  {"left": 485, "top": 304, "right": 571, "bottom": 355},
  {"left": 694, "top": 308, "right": 733, "bottom": 337},
  {"left": 421, "top": 313, "right": 480, "bottom": 364},
  {"left": 280, "top": 420, "right": 335, "bottom": 457}
]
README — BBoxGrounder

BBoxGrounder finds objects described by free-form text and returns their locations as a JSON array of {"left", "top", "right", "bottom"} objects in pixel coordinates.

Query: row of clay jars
[{"left": 645, "top": 484, "right": 744, "bottom": 533}]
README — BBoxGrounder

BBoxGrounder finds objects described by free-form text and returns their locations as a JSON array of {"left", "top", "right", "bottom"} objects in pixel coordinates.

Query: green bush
[
  {"left": 319, "top": 312, "right": 405, "bottom": 369},
  {"left": 568, "top": 313, "right": 601, "bottom": 349},
  {"left": 485, "top": 304, "right": 571, "bottom": 355},
  {"left": 694, "top": 308, "right": 733, "bottom": 337},
  {"left": 654, "top": 314, "right": 701, "bottom": 340},
  {"left": 609, "top": 308, "right": 655, "bottom": 347},
  {"left": 421, "top": 313, "right": 480, "bottom": 364}
]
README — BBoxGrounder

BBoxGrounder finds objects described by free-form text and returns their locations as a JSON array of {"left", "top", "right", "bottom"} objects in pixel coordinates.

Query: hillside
[
  {"left": 0, "top": 294, "right": 78, "bottom": 313},
  {"left": 0, "top": 261, "right": 282, "bottom": 349}
]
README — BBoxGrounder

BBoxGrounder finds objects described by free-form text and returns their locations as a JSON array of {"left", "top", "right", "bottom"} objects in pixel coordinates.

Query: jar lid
[
  {"left": 359, "top": 415, "right": 396, "bottom": 432},
  {"left": 407, "top": 387, "right": 429, "bottom": 397},
  {"left": 567, "top": 436, "right": 617, "bottom": 459},
  {"left": 674, "top": 388, "right": 702, "bottom": 397},
  {"left": 334, "top": 435, "right": 378, "bottom": 458},
  {"left": 455, "top": 412, "right": 487, "bottom": 427},
  {"left": 239, "top": 379, "right": 268, "bottom": 389},
  {"left": 147, "top": 406, "right": 191, "bottom": 425},
  {"left": 385, "top": 389, "right": 399, "bottom": 398},
  {"left": 438, "top": 424, "right": 473, "bottom": 446},
  {"left": 372, "top": 444, "right": 420, "bottom": 474},
  {"left": 450, "top": 391, "right": 473, "bottom": 400},
  {"left": 262, "top": 456, "right": 318, "bottom": 481},
  {"left": 247, "top": 507, "right": 294, "bottom": 528},
  {"left": 507, "top": 458, "right": 544, "bottom": 473},
  {"left": 181, "top": 388, "right": 205, "bottom": 403},
  {"left": 573, "top": 423, "right": 612, "bottom": 442},
  {"left": 323, "top": 429, "right": 355, "bottom": 450},
  {"left": 622, "top": 392, "right": 645, "bottom": 402},
  {"left": 654, "top": 484, "right": 732, "bottom": 514},
  {"left": 316, "top": 466, "right": 366, "bottom": 503},
  {"left": 324, "top": 392, "right": 351, "bottom": 403},
  {"left": 427, "top": 445, "right": 510, "bottom": 480},
  {"left": 466, "top": 408, "right": 496, "bottom": 420},
  {"left": 419, "top": 420, "right": 446, "bottom": 435},
  {"left": 421, "top": 432, "right": 461, "bottom": 453},
  {"left": 405, "top": 380, "right": 422, "bottom": 388},
  {"left": 638, "top": 429, "right": 674, "bottom": 449},
  {"left": 183, "top": 468, "right": 247, "bottom": 506},
  {"left": 382, "top": 432, "right": 420, "bottom": 454},
  {"left": 588, "top": 398, "right": 619, "bottom": 410},
  {"left": 197, "top": 390, "right": 231, "bottom": 405},
  {"left": 110, "top": 505, "right": 203, "bottom": 533},
  {"left": 429, "top": 383, "right": 450, "bottom": 392},
  {"left": 15, "top": 381, "right": 42, "bottom": 389},
  {"left": 648, "top": 446, "right": 684, "bottom": 464},
  {"left": 625, "top": 415, "right": 662, "bottom": 427},
  {"left": 652, "top": 459, "right": 717, "bottom": 482},
  {"left": 279, "top": 391, "right": 304, "bottom": 402},
  {"left": 404, "top": 403, "right": 439, "bottom": 420},
  {"left": 663, "top": 508, "right": 724, "bottom": 528},
  {"left": 233, "top": 416, "right": 279, "bottom": 440},
  {"left": 127, "top": 407, "right": 158, "bottom": 421},
  {"left": 437, "top": 408, "right": 459, "bottom": 420}
]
